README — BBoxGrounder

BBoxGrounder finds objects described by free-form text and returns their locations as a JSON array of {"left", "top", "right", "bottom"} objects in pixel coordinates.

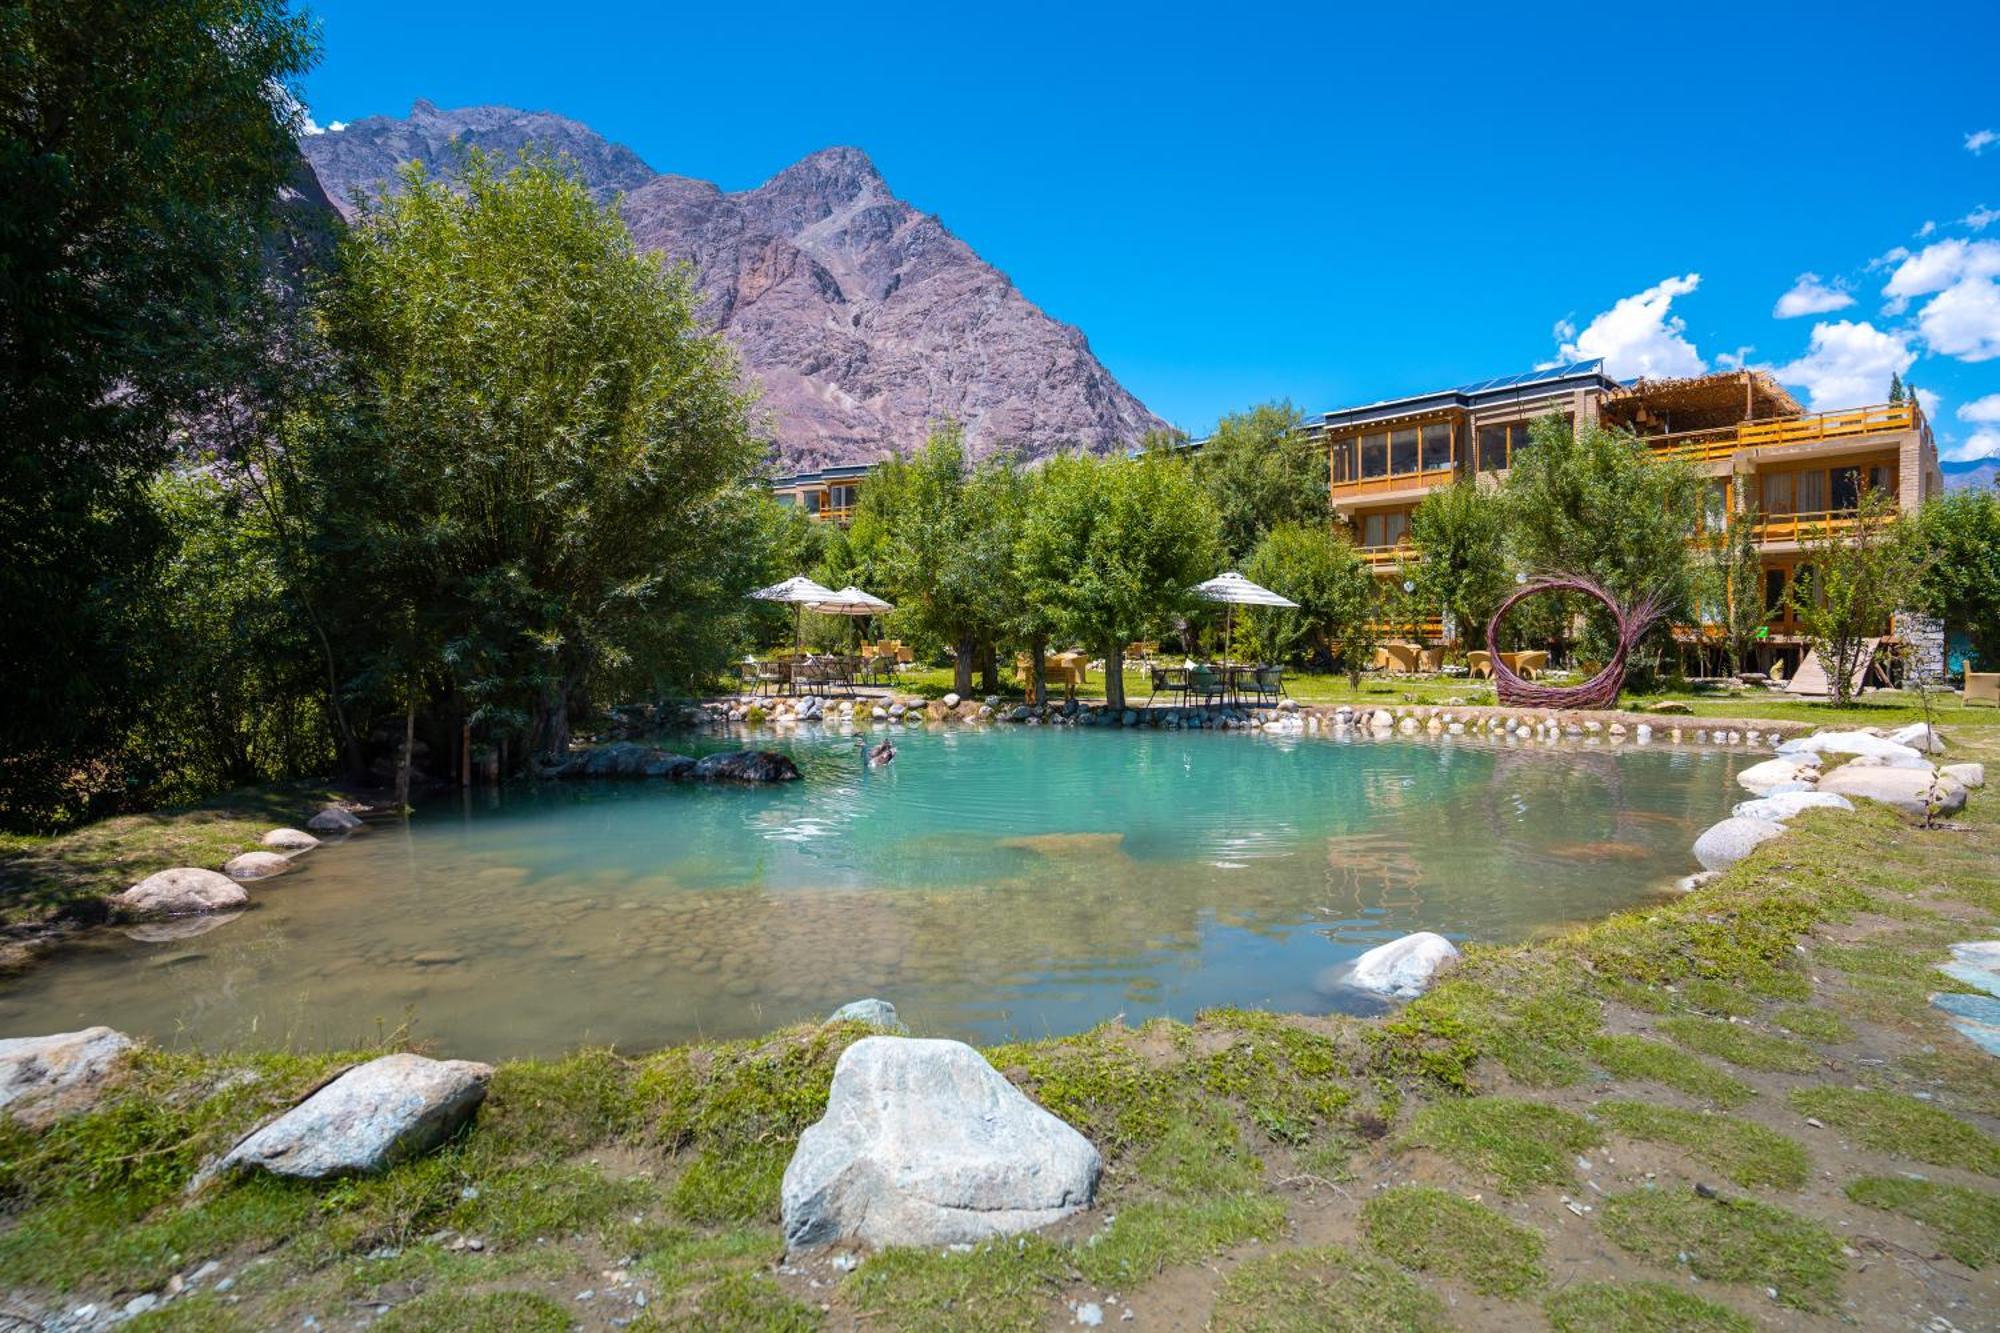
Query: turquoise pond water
[{"left": 0, "top": 727, "right": 1751, "bottom": 1060}]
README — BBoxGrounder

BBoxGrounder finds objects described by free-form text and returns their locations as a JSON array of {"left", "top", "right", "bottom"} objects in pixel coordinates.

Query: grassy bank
[{"left": 2, "top": 736, "right": 1996, "bottom": 1329}]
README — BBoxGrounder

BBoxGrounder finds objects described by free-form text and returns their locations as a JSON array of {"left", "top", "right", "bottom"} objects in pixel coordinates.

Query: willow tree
[
  {"left": 297, "top": 151, "right": 764, "bottom": 769},
  {"left": 1789, "top": 492, "right": 1925, "bottom": 706},
  {"left": 1408, "top": 479, "right": 1511, "bottom": 651},
  {"left": 1184, "top": 402, "right": 1329, "bottom": 562},
  {"left": 1018, "top": 454, "right": 1221, "bottom": 710}
]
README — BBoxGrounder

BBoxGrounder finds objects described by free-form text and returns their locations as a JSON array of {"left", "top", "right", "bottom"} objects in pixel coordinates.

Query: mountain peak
[{"left": 756, "top": 145, "right": 886, "bottom": 206}]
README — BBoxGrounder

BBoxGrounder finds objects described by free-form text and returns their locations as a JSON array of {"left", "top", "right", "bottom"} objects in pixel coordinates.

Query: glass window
[
  {"left": 1390, "top": 428, "right": 1419, "bottom": 475},
  {"left": 1421, "top": 422, "right": 1452, "bottom": 472},
  {"left": 776, "top": 493, "right": 797, "bottom": 508},
  {"left": 1360, "top": 433, "right": 1388, "bottom": 479},
  {"left": 830, "top": 485, "right": 857, "bottom": 510},
  {"left": 1362, "top": 513, "right": 1386, "bottom": 546},
  {"left": 1704, "top": 480, "right": 1730, "bottom": 531},
  {"left": 1763, "top": 568, "right": 1786, "bottom": 618},
  {"left": 1763, "top": 472, "right": 1795, "bottom": 515},
  {"left": 1477, "top": 425, "right": 1509, "bottom": 471},
  {"left": 1830, "top": 467, "right": 1860, "bottom": 512},
  {"left": 804, "top": 491, "right": 822, "bottom": 514},
  {"left": 1331, "top": 437, "right": 1356, "bottom": 484},
  {"left": 1866, "top": 463, "right": 1894, "bottom": 496},
  {"left": 1798, "top": 469, "right": 1825, "bottom": 514},
  {"left": 1385, "top": 510, "right": 1408, "bottom": 545},
  {"left": 1796, "top": 563, "right": 1823, "bottom": 608}
]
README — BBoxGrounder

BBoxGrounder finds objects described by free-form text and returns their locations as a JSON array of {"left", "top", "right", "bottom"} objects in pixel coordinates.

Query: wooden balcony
[
  {"left": 1357, "top": 543, "right": 1419, "bottom": 569},
  {"left": 1643, "top": 402, "right": 1924, "bottom": 464},
  {"left": 1752, "top": 509, "right": 1863, "bottom": 544},
  {"left": 1330, "top": 464, "right": 1457, "bottom": 502}
]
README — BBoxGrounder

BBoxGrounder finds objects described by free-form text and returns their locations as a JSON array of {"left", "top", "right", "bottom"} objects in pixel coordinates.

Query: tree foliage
[
  {"left": 293, "top": 152, "right": 765, "bottom": 764},
  {"left": 1788, "top": 491, "right": 1925, "bottom": 706},
  {"left": 1409, "top": 480, "right": 1511, "bottom": 647},
  {"left": 1017, "top": 454, "right": 1221, "bottom": 708},
  {"left": 1912, "top": 485, "right": 2000, "bottom": 666},
  {"left": 1242, "top": 521, "right": 1378, "bottom": 679},
  {"left": 1696, "top": 500, "right": 1767, "bottom": 675},
  {"left": 0, "top": 0, "right": 318, "bottom": 828},
  {"left": 1186, "top": 403, "right": 1329, "bottom": 562}
]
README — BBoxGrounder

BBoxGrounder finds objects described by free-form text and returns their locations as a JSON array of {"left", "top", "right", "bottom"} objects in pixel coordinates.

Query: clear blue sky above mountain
[{"left": 301, "top": 1, "right": 2000, "bottom": 470}]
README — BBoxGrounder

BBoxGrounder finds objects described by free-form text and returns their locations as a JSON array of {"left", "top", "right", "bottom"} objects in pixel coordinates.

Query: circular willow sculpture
[{"left": 1486, "top": 574, "right": 1668, "bottom": 709}]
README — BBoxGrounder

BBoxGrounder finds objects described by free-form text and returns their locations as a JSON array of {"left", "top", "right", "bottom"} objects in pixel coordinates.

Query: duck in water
[{"left": 861, "top": 735, "right": 896, "bottom": 768}]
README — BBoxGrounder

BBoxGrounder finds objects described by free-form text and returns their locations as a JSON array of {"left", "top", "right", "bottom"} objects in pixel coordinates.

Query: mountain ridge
[{"left": 300, "top": 105, "right": 1167, "bottom": 470}]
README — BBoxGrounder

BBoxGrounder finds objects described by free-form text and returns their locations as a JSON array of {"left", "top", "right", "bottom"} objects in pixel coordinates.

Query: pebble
[{"left": 1076, "top": 1302, "right": 1104, "bottom": 1327}]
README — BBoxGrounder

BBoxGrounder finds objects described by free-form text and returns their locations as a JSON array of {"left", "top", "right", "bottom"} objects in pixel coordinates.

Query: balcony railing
[
  {"left": 1331, "top": 463, "right": 1456, "bottom": 501},
  {"left": 1752, "top": 509, "right": 1863, "bottom": 544},
  {"left": 1643, "top": 402, "right": 1923, "bottom": 463},
  {"left": 1356, "top": 543, "right": 1419, "bottom": 569}
]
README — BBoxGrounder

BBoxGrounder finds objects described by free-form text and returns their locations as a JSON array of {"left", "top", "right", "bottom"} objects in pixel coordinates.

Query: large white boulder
[
  {"left": 826, "top": 998, "right": 908, "bottom": 1033},
  {"left": 1731, "top": 791, "right": 1856, "bottom": 822},
  {"left": 1942, "top": 763, "right": 1985, "bottom": 790},
  {"left": 306, "top": 806, "right": 363, "bottom": 832},
  {"left": 1692, "top": 817, "right": 1786, "bottom": 871},
  {"left": 1887, "top": 722, "right": 1947, "bottom": 754},
  {"left": 781, "top": 1037, "right": 1100, "bottom": 1251},
  {"left": 113, "top": 868, "right": 248, "bottom": 917},
  {"left": 260, "top": 828, "right": 320, "bottom": 851},
  {"left": 0, "top": 1028, "right": 133, "bottom": 1127},
  {"left": 1777, "top": 730, "right": 1929, "bottom": 769},
  {"left": 1818, "top": 765, "right": 1967, "bottom": 816},
  {"left": 1735, "top": 756, "right": 1818, "bottom": 794},
  {"left": 1347, "top": 931, "right": 1460, "bottom": 998},
  {"left": 211, "top": 1053, "right": 492, "bottom": 1181},
  {"left": 222, "top": 851, "right": 292, "bottom": 881}
]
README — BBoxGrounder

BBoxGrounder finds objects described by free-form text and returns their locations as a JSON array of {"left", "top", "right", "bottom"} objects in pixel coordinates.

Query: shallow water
[{"left": 0, "top": 728, "right": 1748, "bottom": 1059}]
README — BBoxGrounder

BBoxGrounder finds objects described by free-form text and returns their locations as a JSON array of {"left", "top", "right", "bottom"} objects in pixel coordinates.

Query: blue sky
[{"left": 299, "top": 1, "right": 2000, "bottom": 471}]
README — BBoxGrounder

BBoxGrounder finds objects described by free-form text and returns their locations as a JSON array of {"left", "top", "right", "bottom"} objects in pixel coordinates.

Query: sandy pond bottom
[{"left": 0, "top": 728, "right": 1751, "bottom": 1059}]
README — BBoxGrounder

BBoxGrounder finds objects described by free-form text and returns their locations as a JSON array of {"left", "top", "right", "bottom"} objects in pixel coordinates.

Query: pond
[{"left": 0, "top": 728, "right": 1751, "bottom": 1060}]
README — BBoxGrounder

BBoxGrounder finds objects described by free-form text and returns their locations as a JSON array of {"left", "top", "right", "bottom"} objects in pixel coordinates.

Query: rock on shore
[
  {"left": 781, "top": 1037, "right": 1100, "bottom": 1250},
  {"left": 692, "top": 750, "right": 801, "bottom": 783},
  {"left": 1692, "top": 816, "right": 1786, "bottom": 871},
  {"left": 1345, "top": 932, "right": 1460, "bottom": 998},
  {"left": 1817, "top": 765, "right": 1967, "bottom": 816},
  {"left": 0, "top": 1027, "right": 133, "bottom": 1127},
  {"left": 114, "top": 868, "right": 249, "bottom": 917},
  {"left": 211, "top": 1053, "right": 493, "bottom": 1181}
]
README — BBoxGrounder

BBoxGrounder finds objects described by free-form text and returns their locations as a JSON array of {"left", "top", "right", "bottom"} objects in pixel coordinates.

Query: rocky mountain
[{"left": 302, "top": 103, "right": 1167, "bottom": 470}]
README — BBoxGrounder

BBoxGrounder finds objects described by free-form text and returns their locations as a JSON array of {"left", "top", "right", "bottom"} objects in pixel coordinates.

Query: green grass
[
  {"left": 1209, "top": 1245, "right": 1449, "bottom": 1332},
  {"left": 1585, "top": 1034, "right": 1754, "bottom": 1108},
  {"left": 1358, "top": 1185, "right": 1546, "bottom": 1295},
  {"left": 1789, "top": 1087, "right": 2000, "bottom": 1173},
  {"left": 373, "top": 1290, "right": 573, "bottom": 1332},
  {"left": 1845, "top": 1176, "right": 2000, "bottom": 1268},
  {"left": 1599, "top": 1187, "right": 1844, "bottom": 1310},
  {"left": 1658, "top": 1016, "right": 1821, "bottom": 1073},
  {"left": 1401, "top": 1096, "right": 1601, "bottom": 1195},
  {"left": 845, "top": 1237, "right": 1068, "bottom": 1333},
  {"left": 1596, "top": 1101, "right": 1808, "bottom": 1189},
  {"left": 1543, "top": 1280, "right": 1754, "bottom": 1332},
  {"left": 1679, "top": 979, "right": 1760, "bottom": 1017},
  {"left": 1771, "top": 1005, "right": 1854, "bottom": 1044}
]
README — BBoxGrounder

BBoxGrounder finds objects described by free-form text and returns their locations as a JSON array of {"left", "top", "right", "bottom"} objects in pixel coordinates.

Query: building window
[
  {"left": 1360, "top": 432, "right": 1389, "bottom": 479},
  {"left": 1331, "top": 437, "right": 1355, "bottom": 484},
  {"left": 1390, "top": 428, "right": 1419, "bottom": 475},
  {"left": 1763, "top": 567, "right": 1786, "bottom": 618},
  {"left": 776, "top": 493, "right": 797, "bottom": 508},
  {"left": 1360, "top": 509, "right": 1411, "bottom": 547},
  {"left": 1421, "top": 422, "right": 1452, "bottom": 472},
  {"left": 1474, "top": 418, "right": 1554, "bottom": 472},
  {"left": 804, "top": 491, "right": 822, "bottom": 515},
  {"left": 829, "top": 484, "right": 858, "bottom": 511},
  {"left": 1763, "top": 459, "right": 1897, "bottom": 517}
]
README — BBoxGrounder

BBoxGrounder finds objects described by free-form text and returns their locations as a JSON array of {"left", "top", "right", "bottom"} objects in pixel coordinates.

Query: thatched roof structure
[{"left": 1601, "top": 371, "right": 1802, "bottom": 435}]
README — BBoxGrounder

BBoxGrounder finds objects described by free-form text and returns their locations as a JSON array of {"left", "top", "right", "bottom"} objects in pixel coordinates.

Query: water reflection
[{"left": 0, "top": 729, "right": 1748, "bottom": 1058}]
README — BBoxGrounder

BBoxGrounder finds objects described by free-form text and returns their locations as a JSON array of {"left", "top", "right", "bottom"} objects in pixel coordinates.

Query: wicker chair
[{"left": 1967, "top": 672, "right": 2000, "bottom": 708}]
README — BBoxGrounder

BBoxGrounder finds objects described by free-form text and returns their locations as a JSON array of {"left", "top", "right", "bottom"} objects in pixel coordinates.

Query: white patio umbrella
[
  {"left": 1195, "top": 571, "right": 1299, "bottom": 666},
  {"left": 812, "top": 586, "right": 897, "bottom": 652},
  {"left": 750, "top": 575, "right": 839, "bottom": 660}
]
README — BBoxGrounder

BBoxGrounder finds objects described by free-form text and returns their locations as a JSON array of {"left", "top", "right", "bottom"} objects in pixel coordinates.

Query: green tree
[
  {"left": 1912, "top": 485, "right": 2000, "bottom": 667},
  {"left": 861, "top": 426, "right": 1018, "bottom": 695},
  {"left": 1787, "top": 492, "right": 1925, "bottom": 706},
  {"left": 0, "top": 0, "right": 318, "bottom": 828},
  {"left": 1187, "top": 402, "right": 1329, "bottom": 562},
  {"left": 297, "top": 151, "right": 764, "bottom": 770},
  {"left": 1242, "top": 522, "right": 1379, "bottom": 681},
  {"left": 1018, "top": 455, "right": 1221, "bottom": 709},
  {"left": 1408, "top": 479, "right": 1511, "bottom": 652},
  {"left": 1697, "top": 499, "right": 1767, "bottom": 675},
  {"left": 1888, "top": 373, "right": 1906, "bottom": 405}
]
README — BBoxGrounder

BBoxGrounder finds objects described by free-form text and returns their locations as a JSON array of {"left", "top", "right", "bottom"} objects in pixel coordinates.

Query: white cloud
[
  {"left": 1966, "top": 206, "right": 2000, "bottom": 232},
  {"left": 1775, "top": 320, "right": 1916, "bottom": 411},
  {"left": 1943, "top": 429, "right": 2000, "bottom": 463},
  {"left": 1918, "top": 387, "right": 1943, "bottom": 419},
  {"left": 1773, "top": 273, "right": 1854, "bottom": 319},
  {"left": 1917, "top": 270, "right": 2000, "bottom": 361},
  {"left": 1715, "top": 345, "right": 1755, "bottom": 371},
  {"left": 1544, "top": 274, "right": 1706, "bottom": 379},
  {"left": 300, "top": 114, "right": 324, "bottom": 136},
  {"left": 328, "top": 120, "right": 347, "bottom": 133},
  {"left": 1919, "top": 220, "right": 1938, "bottom": 238},
  {"left": 1969, "top": 129, "right": 1999, "bottom": 155},
  {"left": 1960, "top": 393, "right": 2000, "bottom": 424},
  {"left": 1884, "top": 239, "right": 2000, "bottom": 298}
]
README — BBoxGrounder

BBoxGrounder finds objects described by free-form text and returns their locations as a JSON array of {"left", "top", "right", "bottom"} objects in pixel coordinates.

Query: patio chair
[
  {"left": 1245, "top": 665, "right": 1285, "bottom": 705},
  {"left": 1514, "top": 650, "right": 1549, "bottom": 680},
  {"left": 753, "top": 659, "right": 786, "bottom": 697},
  {"left": 1147, "top": 663, "right": 1189, "bottom": 705},
  {"left": 1186, "top": 664, "right": 1226, "bottom": 707},
  {"left": 866, "top": 654, "right": 898, "bottom": 686},
  {"left": 1417, "top": 647, "right": 1443, "bottom": 673},
  {"left": 1380, "top": 643, "right": 1421, "bottom": 674},
  {"left": 1967, "top": 672, "right": 2000, "bottom": 708},
  {"left": 1466, "top": 651, "right": 1493, "bottom": 680},
  {"left": 1055, "top": 650, "right": 1090, "bottom": 684}
]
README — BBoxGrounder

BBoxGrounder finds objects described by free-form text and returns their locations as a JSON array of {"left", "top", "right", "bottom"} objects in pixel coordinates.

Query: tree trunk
[
  {"left": 538, "top": 679, "right": 572, "bottom": 764},
  {"left": 1104, "top": 645, "right": 1126, "bottom": 711},
  {"left": 979, "top": 642, "right": 998, "bottom": 694},
  {"left": 1030, "top": 631, "right": 1047, "bottom": 708},
  {"left": 393, "top": 691, "right": 416, "bottom": 812},
  {"left": 953, "top": 634, "right": 975, "bottom": 696}
]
